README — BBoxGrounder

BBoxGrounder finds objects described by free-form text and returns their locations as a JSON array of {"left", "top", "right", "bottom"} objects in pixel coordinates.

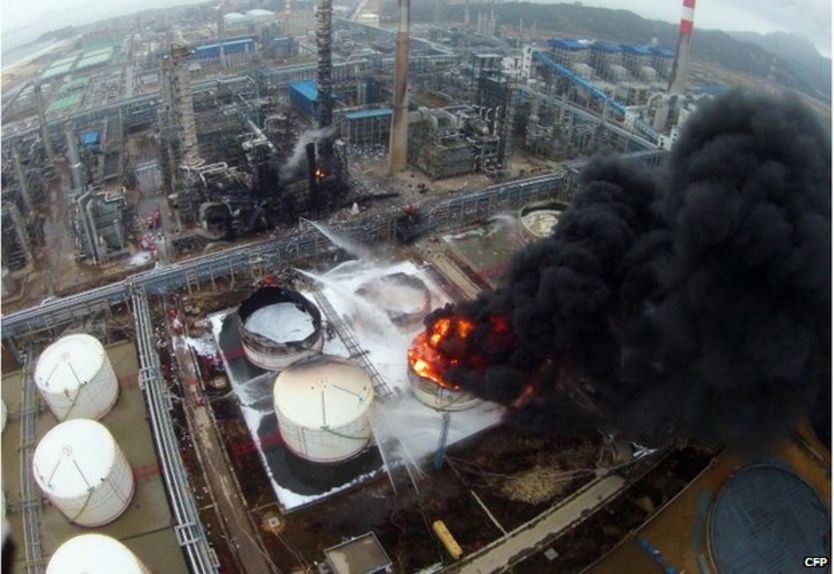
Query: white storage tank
[
  {"left": 1, "top": 399, "right": 7, "bottom": 432},
  {"left": 33, "top": 419, "right": 134, "bottom": 526},
  {"left": 47, "top": 534, "right": 149, "bottom": 574},
  {"left": 35, "top": 333, "right": 119, "bottom": 421},
  {"left": 273, "top": 356, "right": 374, "bottom": 463}
]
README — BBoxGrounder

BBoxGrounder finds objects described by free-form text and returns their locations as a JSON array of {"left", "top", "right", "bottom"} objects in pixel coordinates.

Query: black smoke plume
[{"left": 426, "top": 90, "right": 831, "bottom": 448}]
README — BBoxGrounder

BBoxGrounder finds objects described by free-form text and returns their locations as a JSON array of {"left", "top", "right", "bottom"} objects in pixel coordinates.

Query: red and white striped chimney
[{"left": 668, "top": 0, "right": 695, "bottom": 94}]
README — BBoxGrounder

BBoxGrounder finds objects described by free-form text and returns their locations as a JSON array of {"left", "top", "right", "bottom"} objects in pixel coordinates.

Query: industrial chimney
[
  {"left": 388, "top": 0, "right": 410, "bottom": 173},
  {"left": 668, "top": 0, "right": 695, "bottom": 94}
]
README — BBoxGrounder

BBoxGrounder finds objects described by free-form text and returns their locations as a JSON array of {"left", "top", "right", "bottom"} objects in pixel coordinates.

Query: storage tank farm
[
  {"left": 46, "top": 534, "right": 150, "bottom": 574},
  {"left": 34, "top": 333, "right": 119, "bottom": 421},
  {"left": 32, "top": 419, "right": 135, "bottom": 526},
  {"left": 273, "top": 355, "right": 374, "bottom": 463}
]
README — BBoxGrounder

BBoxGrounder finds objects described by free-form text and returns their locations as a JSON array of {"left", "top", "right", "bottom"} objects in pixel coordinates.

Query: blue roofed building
[
  {"left": 290, "top": 80, "right": 319, "bottom": 115},
  {"left": 620, "top": 44, "right": 655, "bottom": 80},
  {"left": 650, "top": 47, "right": 675, "bottom": 79},
  {"left": 80, "top": 131, "right": 100, "bottom": 148},
  {"left": 190, "top": 37, "right": 256, "bottom": 67},
  {"left": 547, "top": 38, "right": 590, "bottom": 67},
  {"left": 590, "top": 41, "right": 623, "bottom": 80}
]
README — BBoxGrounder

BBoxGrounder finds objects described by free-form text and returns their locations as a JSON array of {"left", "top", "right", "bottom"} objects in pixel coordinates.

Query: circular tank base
[
  {"left": 411, "top": 375, "right": 480, "bottom": 411},
  {"left": 708, "top": 464, "right": 829, "bottom": 574}
]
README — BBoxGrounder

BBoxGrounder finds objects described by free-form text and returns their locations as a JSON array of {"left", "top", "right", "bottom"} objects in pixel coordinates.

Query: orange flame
[{"left": 408, "top": 315, "right": 476, "bottom": 390}]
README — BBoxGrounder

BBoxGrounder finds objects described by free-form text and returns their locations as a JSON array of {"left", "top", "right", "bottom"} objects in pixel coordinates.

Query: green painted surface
[
  {"left": 75, "top": 51, "right": 112, "bottom": 71},
  {"left": 60, "top": 77, "right": 90, "bottom": 94},
  {"left": 39, "top": 61, "right": 75, "bottom": 81},
  {"left": 47, "top": 92, "right": 83, "bottom": 112},
  {"left": 51, "top": 55, "right": 79, "bottom": 67}
]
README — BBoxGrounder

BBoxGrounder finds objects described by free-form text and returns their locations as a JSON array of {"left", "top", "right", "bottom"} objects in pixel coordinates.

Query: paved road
[
  {"left": 422, "top": 247, "right": 482, "bottom": 300},
  {"left": 172, "top": 334, "right": 278, "bottom": 574},
  {"left": 450, "top": 475, "right": 626, "bottom": 574}
]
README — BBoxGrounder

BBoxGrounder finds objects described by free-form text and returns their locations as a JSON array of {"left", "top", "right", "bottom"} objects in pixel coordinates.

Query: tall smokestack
[
  {"left": 668, "top": 0, "right": 695, "bottom": 94},
  {"left": 388, "top": 0, "right": 410, "bottom": 173},
  {"left": 217, "top": 1, "right": 227, "bottom": 68},
  {"left": 463, "top": 0, "right": 471, "bottom": 51}
]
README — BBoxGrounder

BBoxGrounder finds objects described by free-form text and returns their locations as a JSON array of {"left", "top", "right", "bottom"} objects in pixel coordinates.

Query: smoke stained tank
[
  {"left": 46, "top": 534, "right": 150, "bottom": 574},
  {"left": 519, "top": 201, "right": 568, "bottom": 239},
  {"left": 708, "top": 464, "right": 829, "bottom": 572},
  {"left": 408, "top": 331, "right": 481, "bottom": 411},
  {"left": 273, "top": 355, "right": 374, "bottom": 463},
  {"left": 238, "top": 287, "right": 324, "bottom": 370},
  {"left": 33, "top": 419, "right": 135, "bottom": 526},
  {"left": 34, "top": 334, "right": 119, "bottom": 421}
]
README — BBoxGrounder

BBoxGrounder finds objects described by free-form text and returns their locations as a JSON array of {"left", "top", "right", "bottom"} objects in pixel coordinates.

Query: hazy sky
[
  {"left": 2, "top": 0, "right": 831, "bottom": 55},
  {"left": 576, "top": 0, "right": 830, "bottom": 55}
]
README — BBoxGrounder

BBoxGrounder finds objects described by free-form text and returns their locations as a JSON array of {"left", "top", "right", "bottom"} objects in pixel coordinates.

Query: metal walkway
[
  {"left": 3, "top": 155, "right": 667, "bottom": 341},
  {"left": 18, "top": 352, "right": 45, "bottom": 574},
  {"left": 131, "top": 287, "right": 219, "bottom": 573},
  {"left": 313, "top": 291, "right": 397, "bottom": 402}
]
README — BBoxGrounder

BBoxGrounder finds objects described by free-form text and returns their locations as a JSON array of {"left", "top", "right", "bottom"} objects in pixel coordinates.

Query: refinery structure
[{"left": 1, "top": 0, "right": 830, "bottom": 572}]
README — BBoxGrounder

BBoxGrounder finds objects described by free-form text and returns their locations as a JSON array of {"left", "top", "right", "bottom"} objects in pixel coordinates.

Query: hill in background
[{"left": 402, "top": 1, "right": 830, "bottom": 104}]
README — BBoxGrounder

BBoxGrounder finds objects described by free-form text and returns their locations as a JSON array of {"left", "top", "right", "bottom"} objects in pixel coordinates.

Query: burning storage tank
[
  {"left": 273, "top": 355, "right": 374, "bottom": 463},
  {"left": 47, "top": 534, "right": 150, "bottom": 574},
  {"left": 355, "top": 272, "right": 432, "bottom": 327},
  {"left": 33, "top": 419, "right": 135, "bottom": 527},
  {"left": 518, "top": 200, "right": 569, "bottom": 239},
  {"left": 34, "top": 333, "right": 119, "bottom": 421},
  {"left": 238, "top": 287, "right": 324, "bottom": 370},
  {"left": 408, "top": 317, "right": 481, "bottom": 411}
]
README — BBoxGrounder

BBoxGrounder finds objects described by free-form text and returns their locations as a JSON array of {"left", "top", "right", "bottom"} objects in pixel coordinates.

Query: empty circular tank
[
  {"left": 355, "top": 272, "right": 432, "bottom": 327},
  {"left": 238, "top": 287, "right": 324, "bottom": 371},
  {"left": 708, "top": 464, "right": 830, "bottom": 573},
  {"left": 34, "top": 334, "right": 119, "bottom": 421},
  {"left": 33, "top": 419, "right": 134, "bottom": 527},
  {"left": 519, "top": 201, "right": 568, "bottom": 239},
  {"left": 273, "top": 356, "right": 374, "bottom": 463},
  {"left": 47, "top": 534, "right": 149, "bottom": 574}
]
